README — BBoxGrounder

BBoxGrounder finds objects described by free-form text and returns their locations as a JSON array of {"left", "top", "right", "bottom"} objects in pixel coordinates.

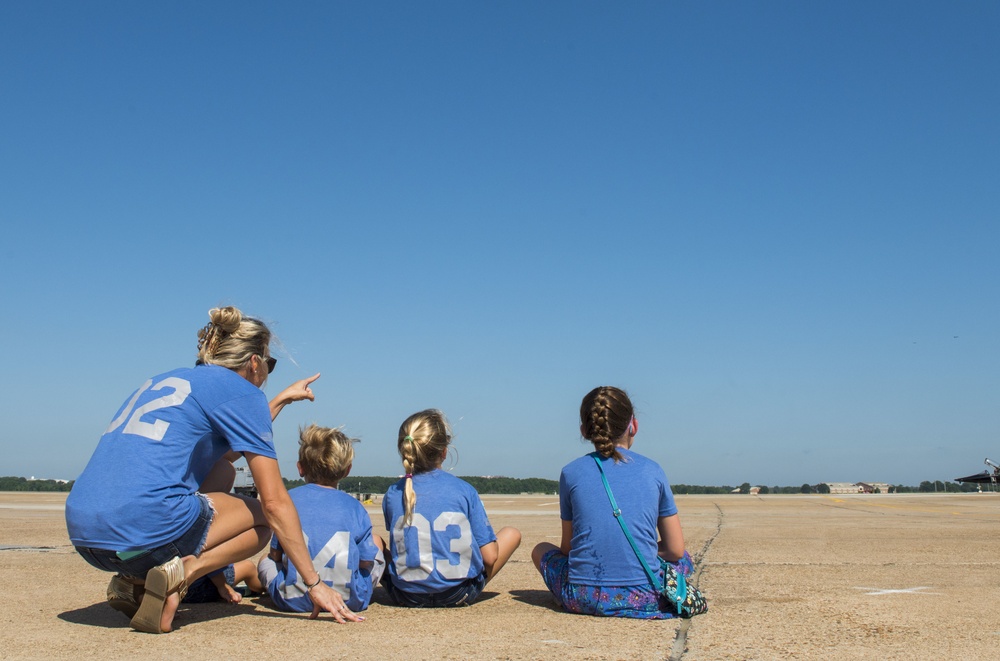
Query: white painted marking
[
  {"left": 538, "top": 502, "right": 558, "bottom": 507},
  {"left": 853, "top": 586, "right": 938, "bottom": 596},
  {"left": 0, "top": 504, "right": 65, "bottom": 511}
]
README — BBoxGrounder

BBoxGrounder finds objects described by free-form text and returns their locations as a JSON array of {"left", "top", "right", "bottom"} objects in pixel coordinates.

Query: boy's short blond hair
[{"left": 298, "top": 424, "right": 357, "bottom": 486}]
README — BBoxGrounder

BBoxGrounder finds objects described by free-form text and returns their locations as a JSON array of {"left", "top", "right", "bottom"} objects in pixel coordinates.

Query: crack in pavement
[{"left": 669, "top": 502, "right": 722, "bottom": 661}]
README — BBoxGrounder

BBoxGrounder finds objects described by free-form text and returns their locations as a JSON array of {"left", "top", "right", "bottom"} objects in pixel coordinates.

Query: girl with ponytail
[
  {"left": 530, "top": 386, "right": 696, "bottom": 619},
  {"left": 381, "top": 409, "right": 521, "bottom": 607}
]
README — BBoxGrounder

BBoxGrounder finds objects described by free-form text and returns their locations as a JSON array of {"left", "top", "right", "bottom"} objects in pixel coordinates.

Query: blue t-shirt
[
  {"left": 382, "top": 469, "right": 496, "bottom": 594},
  {"left": 66, "top": 364, "right": 275, "bottom": 550},
  {"left": 265, "top": 484, "right": 379, "bottom": 613},
  {"left": 560, "top": 449, "right": 678, "bottom": 585}
]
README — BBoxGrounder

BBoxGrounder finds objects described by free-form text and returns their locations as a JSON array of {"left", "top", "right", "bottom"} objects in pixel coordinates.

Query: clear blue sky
[{"left": 1, "top": 2, "right": 997, "bottom": 487}]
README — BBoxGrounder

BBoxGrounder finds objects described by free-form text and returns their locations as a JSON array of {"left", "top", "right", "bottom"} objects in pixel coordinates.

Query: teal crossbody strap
[{"left": 591, "top": 453, "right": 688, "bottom": 605}]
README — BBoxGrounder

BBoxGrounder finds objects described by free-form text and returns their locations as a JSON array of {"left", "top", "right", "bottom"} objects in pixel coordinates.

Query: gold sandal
[
  {"left": 129, "top": 556, "right": 187, "bottom": 634},
  {"left": 107, "top": 574, "right": 144, "bottom": 619}
]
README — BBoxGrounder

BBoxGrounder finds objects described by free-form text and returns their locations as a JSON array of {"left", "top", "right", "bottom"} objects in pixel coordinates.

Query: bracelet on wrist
[{"left": 304, "top": 576, "right": 322, "bottom": 591}]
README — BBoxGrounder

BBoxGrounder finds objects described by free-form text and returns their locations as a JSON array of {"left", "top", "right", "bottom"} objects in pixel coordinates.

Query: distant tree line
[
  {"left": 672, "top": 482, "right": 832, "bottom": 495},
  {"left": 674, "top": 481, "right": 981, "bottom": 495},
  {"left": 2, "top": 475, "right": 559, "bottom": 495},
  {"left": 4, "top": 475, "right": 984, "bottom": 494},
  {"left": 459, "top": 476, "right": 560, "bottom": 494},
  {"left": 895, "top": 480, "right": 979, "bottom": 493},
  {"left": 284, "top": 475, "right": 561, "bottom": 495},
  {"left": 672, "top": 485, "right": 736, "bottom": 494},
  {"left": 316, "top": 477, "right": 981, "bottom": 496},
  {"left": 0, "top": 476, "right": 74, "bottom": 492}
]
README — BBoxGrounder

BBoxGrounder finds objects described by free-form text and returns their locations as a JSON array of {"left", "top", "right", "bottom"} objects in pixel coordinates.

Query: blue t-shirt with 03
[
  {"left": 266, "top": 483, "right": 380, "bottom": 613},
  {"left": 66, "top": 364, "right": 275, "bottom": 551},
  {"left": 382, "top": 469, "right": 496, "bottom": 594},
  {"left": 560, "top": 448, "right": 678, "bottom": 586}
]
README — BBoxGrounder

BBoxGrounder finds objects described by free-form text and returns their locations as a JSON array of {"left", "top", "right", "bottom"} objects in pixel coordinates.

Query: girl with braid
[
  {"left": 381, "top": 409, "right": 521, "bottom": 607},
  {"left": 531, "top": 386, "right": 695, "bottom": 618}
]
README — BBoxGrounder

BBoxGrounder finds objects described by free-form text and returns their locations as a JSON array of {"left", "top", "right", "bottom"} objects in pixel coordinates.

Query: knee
[
  {"left": 202, "top": 459, "right": 237, "bottom": 493},
  {"left": 530, "top": 542, "right": 558, "bottom": 569},
  {"left": 252, "top": 525, "right": 272, "bottom": 553},
  {"left": 243, "top": 497, "right": 268, "bottom": 526},
  {"left": 500, "top": 526, "right": 522, "bottom": 548}
]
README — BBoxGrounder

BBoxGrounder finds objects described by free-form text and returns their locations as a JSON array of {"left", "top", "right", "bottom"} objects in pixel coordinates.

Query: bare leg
[
  {"left": 233, "top": 559, "right": 263, "bottom": 593},
  {"left": 484, "top": 526, "right": 521, "bottom": 584},
  {"left": 372, "top": 534, "right": 387, "bottom": 555},
  {"left": 183, "top": 492, "right": 271, "bottom": 585},
  {"left": 200, "top": 457, "right": 237, "bottom": 493},
  {"left": 158, "top": 492, "right": 271, "bottom": 632}
]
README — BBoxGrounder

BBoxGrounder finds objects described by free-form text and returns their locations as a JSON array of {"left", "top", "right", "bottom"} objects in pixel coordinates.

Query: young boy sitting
[{"left": 257, "top": 424, "right": 385, "bottom": 614}]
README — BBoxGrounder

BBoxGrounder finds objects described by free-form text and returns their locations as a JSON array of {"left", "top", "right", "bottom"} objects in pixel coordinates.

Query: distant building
[
  {"left": 824, "top": 482, "right": 862, "bottom": 494},
  {"left": 823, "top": 482, "right": 888, "bottom": 494},
  {"left": 857, "top": 482, "right": 890, "bottom": 494}
]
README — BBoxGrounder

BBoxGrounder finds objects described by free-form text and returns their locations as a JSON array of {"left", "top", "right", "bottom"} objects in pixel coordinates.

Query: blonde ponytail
[{"left": 397, "top": 410, "right": 452, "bottom": 526}]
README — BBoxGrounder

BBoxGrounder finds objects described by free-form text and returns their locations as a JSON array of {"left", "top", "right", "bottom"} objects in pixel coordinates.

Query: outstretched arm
[{"left": 269, "top": 373, "right": 320, "bottom": 420}]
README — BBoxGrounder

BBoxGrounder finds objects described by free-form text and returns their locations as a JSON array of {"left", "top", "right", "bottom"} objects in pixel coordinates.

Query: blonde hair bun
[
  {"left": 208, "top": 306, "right": 243, "bottom": 333},
  {"left": 196, "top": 305, "right": 271, "bottom": 370}
]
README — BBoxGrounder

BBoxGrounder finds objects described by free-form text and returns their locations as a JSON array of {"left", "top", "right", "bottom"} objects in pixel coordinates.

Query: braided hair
[
  {"left": 397, "top": 409, "right": 452, "bottom": 526},
  {"left": 580, "top": 386, "right": 634, "bottom": 463}
]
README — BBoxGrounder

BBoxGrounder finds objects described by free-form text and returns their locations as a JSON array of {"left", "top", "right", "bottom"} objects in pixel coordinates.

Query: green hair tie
[{"left": 404, "top": 435, "right": 414, "bottom": 443}]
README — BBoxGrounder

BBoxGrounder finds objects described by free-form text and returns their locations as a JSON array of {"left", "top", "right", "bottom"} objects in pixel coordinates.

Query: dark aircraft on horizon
[{"left": 955, "top": 458, "right": 1000, "bottom": 485}]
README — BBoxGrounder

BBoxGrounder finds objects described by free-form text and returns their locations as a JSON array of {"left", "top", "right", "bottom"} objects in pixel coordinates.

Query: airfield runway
[{"left": 1, "top": 492, "right": 997, "bottom": 660}]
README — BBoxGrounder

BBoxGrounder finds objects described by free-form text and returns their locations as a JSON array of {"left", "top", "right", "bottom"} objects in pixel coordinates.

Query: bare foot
[
  {"left": 159, "top": 591, "right": 181, "bottom": 633},
  {"left": 217, "top": 583, "right": 243, "bottom": 604}
]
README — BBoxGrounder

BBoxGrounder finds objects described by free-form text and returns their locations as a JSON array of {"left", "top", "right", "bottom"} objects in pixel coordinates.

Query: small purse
[{"left": 591, "top": 453, "right": 708, "bottom": 618}]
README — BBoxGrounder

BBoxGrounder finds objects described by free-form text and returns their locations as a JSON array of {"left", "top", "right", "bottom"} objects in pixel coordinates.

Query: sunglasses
[{"left": 260, "top": 355, "right": 277, "bottom": 374}]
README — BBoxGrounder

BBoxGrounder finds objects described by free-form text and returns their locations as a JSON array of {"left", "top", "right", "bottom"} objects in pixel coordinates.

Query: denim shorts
[
  {"left": 74, "top": 493, "right": 214, "bottom": 580},
  {"left": 383, "top": 571, "right": 487, "bottom": 608}
]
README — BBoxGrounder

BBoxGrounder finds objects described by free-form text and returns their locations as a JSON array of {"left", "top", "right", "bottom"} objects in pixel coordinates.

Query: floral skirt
[{"left": 539, "top": 550, "right": 694, "bottom": 619}]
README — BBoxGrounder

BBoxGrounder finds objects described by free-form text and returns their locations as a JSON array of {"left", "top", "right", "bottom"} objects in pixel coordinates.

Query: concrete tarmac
[{"left": 2, "top": 492, "right": 997, "bottom": 660}]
